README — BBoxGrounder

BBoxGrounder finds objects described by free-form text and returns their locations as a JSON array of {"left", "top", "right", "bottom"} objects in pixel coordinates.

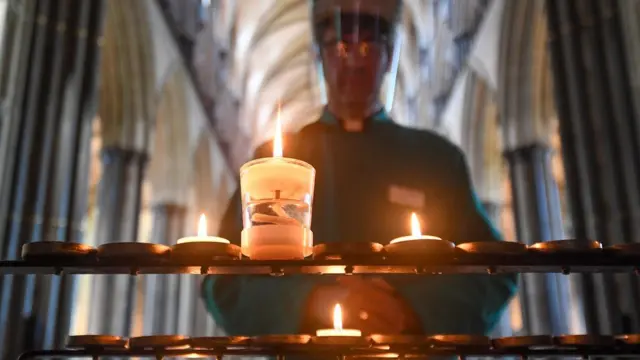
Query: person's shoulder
[
  {"left": 299, "top": 121, "right": 328, "bottom": 135},
  {"left": 252, "top": 124, "right": 322, "bottom": 158}
]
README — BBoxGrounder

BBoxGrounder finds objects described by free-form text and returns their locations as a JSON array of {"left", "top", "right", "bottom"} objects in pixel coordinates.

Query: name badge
[{"left": 388, "top": 185, "right": 425, "bottom": 209}]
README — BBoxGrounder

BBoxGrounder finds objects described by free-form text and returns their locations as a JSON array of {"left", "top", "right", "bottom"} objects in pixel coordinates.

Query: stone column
[
  {"left": 88, "top": 149, "right": 147, "bottom": 336},
  {"left": 546, "top": 0, "right": 640, "bottom": 334},
  {"left": 143, "top": 204, "right": 186, "bottom": 335},
  {"left": 86, "top": 0, "right": 154, "bottom": 338},
  {"left": 0, "top": 0, "right": 105, "bottom": 358},
  {"left": 504, "top": 144, "right": 571, "bottom": 335}
]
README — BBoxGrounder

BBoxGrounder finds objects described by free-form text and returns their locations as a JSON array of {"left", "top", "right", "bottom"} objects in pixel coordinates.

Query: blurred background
[{"left": 1, "top": 0, "right": 640, "bottom": 358}]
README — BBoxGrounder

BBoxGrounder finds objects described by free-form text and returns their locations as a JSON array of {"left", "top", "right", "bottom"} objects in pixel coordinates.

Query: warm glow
[
  {"left": 273, "top": 104, "right": 283, "bottom": 157},
  {"left": 184, "top": 354, "right": 205, "bottom": 359},
  {"left": 198, "top": 213, "right": 207, "bottom": 236},
  {"left": 411, "top": 212, "right": 422, "bottom": 237},
  {"left": 333, "top": 304, "right": 343, "bottom": 330},
  {"left": 176, "top": 213, "right": 230, "bottom": 244},
  {"left": 317, "top": 303, "right": 361, "bottom": 337}
]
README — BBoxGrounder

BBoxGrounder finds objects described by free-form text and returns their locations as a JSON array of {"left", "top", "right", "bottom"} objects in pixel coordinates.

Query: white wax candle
[
  {"left": 241, "top": 225, "right": 312, "bottom": 259},
  {"left": 389, "top": 235, "right": 442, "bottom": 244},
  {"left": 315, "top": 328, "right": 362, "bottom": 337},
  {"left": 390, "top": 212, "right": 441, "bottom": 244},
  {"left": 316, "top": 304, "right": 361, "bottom": 337},
  {"left": 177, "top": 214, "right": 230, "bottom": 244},
  {"left": 177, "top": 236, "right": 230, "bottom": 244}
]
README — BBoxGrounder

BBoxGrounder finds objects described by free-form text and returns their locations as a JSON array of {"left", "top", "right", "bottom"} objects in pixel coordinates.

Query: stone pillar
[
  {"left": 88, "top": 148, "right": 146, "bottom": 337},
  {"left": 0, "top": 0, "right": 105, "bottom": 357},
  {"left": 546, "top": 0, "right": 640, "bottom": 334},
  {"left": 86, "top": 0, "right": 154, "bottom": 338},
  {"left": 143, "top": 204, "right": 186, "bottom": 335},
  {"left": 504, "top": 144, "right": 572, "bottom": 335}
]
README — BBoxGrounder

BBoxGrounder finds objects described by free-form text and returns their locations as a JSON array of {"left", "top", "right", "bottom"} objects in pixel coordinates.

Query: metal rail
[
  {"left": 1, "top": 251, "right": 640, "bottom": 275},
  {"left": 15, "top": 345, "right": 640, "bottom": 359}
]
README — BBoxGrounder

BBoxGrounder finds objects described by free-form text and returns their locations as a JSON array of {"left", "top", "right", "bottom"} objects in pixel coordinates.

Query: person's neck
[{"left": 327, "top": 101, "right": 384, "bottom": 132}]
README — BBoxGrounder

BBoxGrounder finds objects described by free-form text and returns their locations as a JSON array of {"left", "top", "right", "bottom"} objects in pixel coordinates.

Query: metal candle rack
[
  {"left": 4, "top": 239, "right": 640, "bottom": 275},
  {"left": 3, "top": 239, "right": 640, "bottom": 359},
  {"left": 15, "top": 334, "right": 640, "bottom": 359}
]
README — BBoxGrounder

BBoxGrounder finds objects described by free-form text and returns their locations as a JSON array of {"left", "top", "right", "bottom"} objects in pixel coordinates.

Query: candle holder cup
[
  {"left": 240, "top": 157, "right": 315, "bottom": 260},
  {"left": 385, "top": 237, "right": 455, "bottom": 257},
  {"left": 311, "top": 335, "right": 371, "bottom": 347},
  {"left": 172, "top": 242, "right": 241, "bottom": 260}
]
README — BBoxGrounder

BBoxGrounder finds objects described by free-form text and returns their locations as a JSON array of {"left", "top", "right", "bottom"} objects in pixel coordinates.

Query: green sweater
[{"left": 202, "top": 109, "right": 517, "bottom": 336}]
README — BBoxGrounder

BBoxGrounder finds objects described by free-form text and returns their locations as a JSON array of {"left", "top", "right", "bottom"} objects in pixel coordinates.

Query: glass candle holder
[{"left": 239, "top": 157, "right": 315, "bottom": 259}]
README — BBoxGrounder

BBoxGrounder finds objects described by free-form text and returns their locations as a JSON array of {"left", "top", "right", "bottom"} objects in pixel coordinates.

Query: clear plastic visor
[{"left": 313, "top": 7, "right": 402, "bottom": 110}]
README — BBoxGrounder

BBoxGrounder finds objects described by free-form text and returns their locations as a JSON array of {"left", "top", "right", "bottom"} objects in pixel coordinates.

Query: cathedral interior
[{"left": 1, "top": 0, "right": 640, "bottom": 358}]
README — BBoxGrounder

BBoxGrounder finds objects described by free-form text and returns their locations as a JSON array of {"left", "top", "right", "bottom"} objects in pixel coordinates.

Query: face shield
[{"left": 311, "top": 0, "right": 402, "bottom": 112}]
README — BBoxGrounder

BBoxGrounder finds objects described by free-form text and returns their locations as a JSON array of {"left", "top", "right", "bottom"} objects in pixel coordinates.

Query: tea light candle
[
  {"left": 177, "top": 214, "right": 230, "bottom": 244},
  {"left": 316, "top": 304, "right": 362, "bottom": 337},
  {"left": 390, "top": 213, "right": 442, "bottom": 244}
]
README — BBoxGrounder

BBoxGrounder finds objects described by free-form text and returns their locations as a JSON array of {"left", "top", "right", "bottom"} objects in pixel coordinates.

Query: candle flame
[
  {"left": 333, "top": 304, "right": 343, "bottom": 330},
  {"left": 198, "top": 214, "right": 207, "bottom": 237},
  {"left": 273, "top": 104, "right": 283, "bottom": 157},
  {"left": 411, "top": 212, "right": 422, "bottom": 237}
]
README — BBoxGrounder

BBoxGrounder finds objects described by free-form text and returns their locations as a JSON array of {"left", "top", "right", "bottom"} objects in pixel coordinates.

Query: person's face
[{"left": 319, "top": 24, "right": 390, "bottom": 106}]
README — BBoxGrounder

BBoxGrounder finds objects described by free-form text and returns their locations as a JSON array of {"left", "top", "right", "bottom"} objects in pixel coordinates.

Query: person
[{"left": 202, "top": 0, "right": 517, "bottom": 337}]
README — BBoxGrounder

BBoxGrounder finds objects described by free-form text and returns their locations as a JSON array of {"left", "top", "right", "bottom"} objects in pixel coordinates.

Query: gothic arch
[
  {"left": 147, "top": 67, "right": 191, "bottom": 205},
  {"left": 99, "top": 0, "right": 154, "bottom": 151},
  {"left": 466, "top": 75, "right": 503, "bottom": 203},
  {"left": 498, "top": 0, "right": 554, "bottom": 151}
]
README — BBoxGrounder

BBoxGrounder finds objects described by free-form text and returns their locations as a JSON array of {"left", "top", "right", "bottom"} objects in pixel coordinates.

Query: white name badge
[{"left": 388, "top": 185, "right": 425, "bottom": 209}]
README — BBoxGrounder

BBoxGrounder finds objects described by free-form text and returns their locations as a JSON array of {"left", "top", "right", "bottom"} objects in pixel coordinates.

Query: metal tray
[
  {"left": 554, "top": 335, "right": 616, "bottom": 346},
  {"left": 66, "top": 335, "right": 128, "bottom": 349},
  {"left": 607, "top": 244, "right": 640, "bottom": 255},
  {"left": 190, "top": 336, "right": 249, "bottom": 348},
  {"left": 128, "top": 335, "right": 189, "bottom": 349},
  {"left": 251, "top": 335, "right": 311, "bottom": 345},
  {"left": 22, "top": 242, "right": 95, "bottom": 260},
  {"left": 430, "top": 335, "right": 491, "bottom": 347},
  {"left": 457, "top": 241, "right": 527, "bottom": 254},
  {"left": 616, "top": 334, "right": 640, "bottom": 345},
  {"left": 97, "top": 243, "right": 171, "bottom": 259},
  {"left": 492, "top": 335, "right": 554, "bottom": 349},
  {"left": 529, "top": 239, "right": 602, "bottom": 253}
]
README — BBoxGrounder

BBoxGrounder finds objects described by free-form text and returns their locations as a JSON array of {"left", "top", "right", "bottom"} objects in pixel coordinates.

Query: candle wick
[{"left": 275, "top": 190, "right": 281, "bottom": 199}]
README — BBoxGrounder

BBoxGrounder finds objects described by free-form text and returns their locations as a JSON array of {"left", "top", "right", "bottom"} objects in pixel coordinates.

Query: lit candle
[
  {"left": 177, "top": 214, "right": 230, "bottom": 244},
  {"left": 239, "top": 106, "right": 315, "bottom": 260},
  {"left": 390, "top": 213, "right": 442, "bottom": 244},
  {"left": 316, "top": 304, "right": 362, "bottom": 337}
]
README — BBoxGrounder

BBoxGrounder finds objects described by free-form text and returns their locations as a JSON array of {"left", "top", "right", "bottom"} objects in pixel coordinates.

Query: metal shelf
[
  {"left": 16, "top": 342, "right": 640, "bottom": 359},
  {"left": 2, "top": 251, "right": 640, "bottom": 275}
]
